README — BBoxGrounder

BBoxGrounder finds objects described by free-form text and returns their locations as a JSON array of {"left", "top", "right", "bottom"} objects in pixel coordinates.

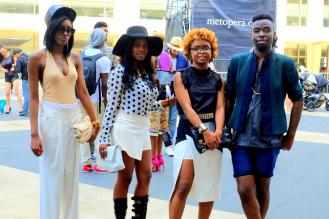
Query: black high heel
[{"left": 5, "top": 107, "right": 11, "bottom": 114}]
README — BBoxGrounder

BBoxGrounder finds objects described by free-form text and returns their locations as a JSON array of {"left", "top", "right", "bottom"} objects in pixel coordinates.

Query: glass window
[
  {"left": 320, "top": 46, "right": 328, "bottom": 72},
  {"left": 0, "top": 0, "right": 38, "bottom": 14},
  {"left": 324, "top": 0, "right": 329, "bottom": 27},
  {"left": 286, "top": 0, "right": 308, "bottom": 26},
  {"left": 140, "top": 0, "right": 167, "bottom": 19},
  {"left": 284, "top": 43, "right": 307, "bottom": 67},
  {"left": 0, "top": 29, "right": 39, "bottom": 53},
  {"left": 63, "top": 0, "right": 114, "bottom": 18}
]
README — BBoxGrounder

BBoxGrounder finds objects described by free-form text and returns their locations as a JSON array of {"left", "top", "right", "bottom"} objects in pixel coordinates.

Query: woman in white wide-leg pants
[
  {"left": 39, "top": 102, "right": 81, "bottom": 219},
  {"left": 28, "top": 5, "right": 100, "bottom": 219}
]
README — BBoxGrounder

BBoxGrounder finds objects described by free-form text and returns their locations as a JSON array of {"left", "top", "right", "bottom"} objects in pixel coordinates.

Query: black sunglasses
[{"left": 56, "top": 27, "right": 76, "bottom": 35}]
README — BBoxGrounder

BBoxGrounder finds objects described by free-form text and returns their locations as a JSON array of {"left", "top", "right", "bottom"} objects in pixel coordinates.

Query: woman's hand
[
  {"left": 31, "top": 134, "right": 43, "bottom": 157},
  {"left": 89, "top": 123, "right": 100, "bottom": 142},
  {"left": 214, "top": 129, "right": 222, "bottom": 145},
  {"left": 99, "top": 143, "right": 109, "bottom": 159},
  {"left": 168, "top": 97, "right": 177, "bottom": 106},
  {"left": 203, "top": 130, "right": 220, "bottom": 149},
  {"left": 161, "top": 97, "right": 177, "bottom": 108}
]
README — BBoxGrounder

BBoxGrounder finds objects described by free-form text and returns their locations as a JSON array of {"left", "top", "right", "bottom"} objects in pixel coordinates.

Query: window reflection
[
  {"left": 0, "top": 0, "right": 38, "bottom": 14},
  {"left": 63, "top": 0, "right": 114, "bottom": 17},
  {"left": 287, "top": 0, "right": 308, "bottom": 26},
  {"left": 140, "top": 0, "right": 167, "bottom": 19}
]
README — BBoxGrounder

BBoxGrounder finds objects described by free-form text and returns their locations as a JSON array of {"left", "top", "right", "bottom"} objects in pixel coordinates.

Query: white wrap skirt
[
  {"left": 171, "top": 135, "right": 223, "bottom": 202},
  {"left": 111, "top": 111, "right": 151, "bottom": 160}
]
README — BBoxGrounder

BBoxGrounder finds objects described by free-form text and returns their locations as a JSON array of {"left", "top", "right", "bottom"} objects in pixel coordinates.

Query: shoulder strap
[{"left": 90, "top": 52, "right": 105, "bottom": 62}]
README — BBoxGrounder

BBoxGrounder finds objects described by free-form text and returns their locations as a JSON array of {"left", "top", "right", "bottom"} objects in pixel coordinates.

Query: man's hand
[{"left": 281, "top": 133, "right": 295, "bottom": 151}]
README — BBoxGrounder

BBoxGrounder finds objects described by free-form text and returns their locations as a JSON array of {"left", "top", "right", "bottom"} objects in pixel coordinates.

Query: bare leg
[
  {"left": 169, "top": 159, "right": 194, "bottom": 219},
  {"left": 12, "top": 79, "right": 22, "bottom": 111},
  {"left": 134, "top": 150, "right": 152, "bottom": 196},
  {"left": 151, "top": 136, "right": 158, "bottom": 156},
  {"left": 256, "top": 178, "right": 271, "bottom": 219},
  {"left": 156, "top": 135, "right": 163, "bottom": 155},
  {"left": 4, "top": 82, "right": 11, "bottom": 112},
  {"left": 198, "top": 201, "right": 214, "bottom": 219},
  {"left": 236, "top": 175, "right": 262, "bottom": 219},
  {"left": 113, "top": 151, "right": 135, "bottom": 198}
]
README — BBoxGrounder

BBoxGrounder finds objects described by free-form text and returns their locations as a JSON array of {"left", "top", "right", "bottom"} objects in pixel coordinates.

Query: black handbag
[
  {"left": 190, "top": 125, "right": 234, "bottom": 154},
  {"left": 190, "top": 127, "right": 209, "bottom": 153},
  {"left": 220, "top": 127, "right": 235, "bottom": 148}
]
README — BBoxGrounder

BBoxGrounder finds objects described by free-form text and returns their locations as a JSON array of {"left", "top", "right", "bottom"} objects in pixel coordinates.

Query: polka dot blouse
[{"left": 100, "top": 64, "right": 162, "bottom": 145}]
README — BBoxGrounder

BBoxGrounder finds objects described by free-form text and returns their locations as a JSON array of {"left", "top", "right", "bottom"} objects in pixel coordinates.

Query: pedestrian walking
[
  {"left": 80, "top": 27, "right": 111, "bottom": 173},
  {"left": 0, "top": 45, "right": 23, "bottom": 114},
  {"left": 14, "top": 49, "right": 29, "bottom": 116},
  {"left": 165, "top": 36, "right": 190, "bottom": 156}
]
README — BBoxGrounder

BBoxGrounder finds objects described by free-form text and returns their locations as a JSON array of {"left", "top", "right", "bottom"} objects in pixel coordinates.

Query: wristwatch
[{"left": 197, "top": 123, "right": 208, "bottom": 134}]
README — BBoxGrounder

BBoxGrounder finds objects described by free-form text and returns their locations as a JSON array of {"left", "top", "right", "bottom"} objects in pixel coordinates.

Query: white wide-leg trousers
[{"left": 38, "top": 101, "right": 81, "bottom": 219}]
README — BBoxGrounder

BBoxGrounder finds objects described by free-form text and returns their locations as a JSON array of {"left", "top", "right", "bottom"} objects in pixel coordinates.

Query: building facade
[
  {"left": 276, "top": 0, "right": 329, "bottom": 72},
  {"left": 0, "top": 0, "right": 167, "bottom": 53}
]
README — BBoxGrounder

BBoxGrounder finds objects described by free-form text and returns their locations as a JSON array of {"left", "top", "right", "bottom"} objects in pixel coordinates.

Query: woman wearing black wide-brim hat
[
  {"left": 99, "top": 25, "right": 176, "bottom": 218},
  {"left": 28, "top": 5, "right": 100, "bottom": 219}
]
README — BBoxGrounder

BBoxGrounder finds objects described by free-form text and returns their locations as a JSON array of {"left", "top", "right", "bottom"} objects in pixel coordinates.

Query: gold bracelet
[{"left": 92, "top": 119, "right": 100, "bottom": 126}]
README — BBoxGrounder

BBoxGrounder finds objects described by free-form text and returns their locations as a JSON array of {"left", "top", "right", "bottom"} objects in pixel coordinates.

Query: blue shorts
[{"left": 231, "top": 146, "right": 280, "bottom": 178}]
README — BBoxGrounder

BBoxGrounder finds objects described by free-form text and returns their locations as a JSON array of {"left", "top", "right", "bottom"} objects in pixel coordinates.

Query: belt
[{"left": 179, "top": 112, "right": 215, "bottom": 120}]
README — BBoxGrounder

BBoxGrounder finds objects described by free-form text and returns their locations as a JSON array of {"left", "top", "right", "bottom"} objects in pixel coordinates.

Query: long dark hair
[
  {"left": 44, "top": 16, "right": 74, "bottom": 57},
  {"left": 120, "top": 38, "right": 156, "bottom": 91}
]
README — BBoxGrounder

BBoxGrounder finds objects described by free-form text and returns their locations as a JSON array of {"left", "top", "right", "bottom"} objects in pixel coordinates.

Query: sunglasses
[{"left": 56, "top": 27, "right": 76, "bottom": 35}]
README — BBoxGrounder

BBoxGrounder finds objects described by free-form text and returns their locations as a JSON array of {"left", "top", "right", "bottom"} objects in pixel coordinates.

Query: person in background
[
  {"left": 28, "top": 5, "right": 99, "bottom": 218},
  {"left": 94, "top": 21, "right": 118, "bottom": 69},
  {"left": 149, "top": 31, "right": 174, "bottom": 172},
  {"left": 165, "top": 36, "right": 189, "bottom": 156},
  {"left": 80, "top": 28, "right": 112, "bottom": 173},
  {"left": 99, "top": 25, "right": 175, "bottom": 219},
  {"left": 225, "top": 14, "right": 303, "bottom": 219},
  {"left": 0, "top": 45, "right": 23, "bottom": 114},
  {"left": 169, "top": 28, "right": 225, "bottom": 219},
  {"left": 14, "top": 48, "right": 30, "bottom": 116},
  {"left": 83, "top": 21, "right": 116, "bottom": 159}
]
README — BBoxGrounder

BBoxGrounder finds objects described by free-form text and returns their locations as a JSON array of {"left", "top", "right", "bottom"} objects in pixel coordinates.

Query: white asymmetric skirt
[
  {"left": 110, "top": 111, "right": 151, "bottom": 160},
  {"left": 171, "top": 135, "right": 223, "bottom": 202}
]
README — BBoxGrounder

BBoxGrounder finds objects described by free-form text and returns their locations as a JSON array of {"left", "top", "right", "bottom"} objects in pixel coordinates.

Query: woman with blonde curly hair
[{"left": 169, "top": 28, "right": 225, "bottom": 219}]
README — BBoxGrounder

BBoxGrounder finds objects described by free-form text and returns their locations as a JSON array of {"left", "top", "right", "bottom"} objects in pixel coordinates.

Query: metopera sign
[
  {"left": 207, "top": 18, "right": 252, "bottom": 28},
  {"left": 192, "top": 0, "right": 276, "bottom": 60}
]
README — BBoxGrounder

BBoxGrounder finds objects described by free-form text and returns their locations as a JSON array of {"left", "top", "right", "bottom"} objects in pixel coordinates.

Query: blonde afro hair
[{"left": 182, "top": 28, "right": 218, "bottom": 62}]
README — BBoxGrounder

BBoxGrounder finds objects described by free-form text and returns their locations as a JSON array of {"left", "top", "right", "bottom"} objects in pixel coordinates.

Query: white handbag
[{"left": 98, "top": 145, "right": 125, "bottom": 171}]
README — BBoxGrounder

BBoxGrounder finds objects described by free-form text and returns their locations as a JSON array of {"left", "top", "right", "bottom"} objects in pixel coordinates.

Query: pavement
[{"left": 0, "top": 80, "right": 329, "bottom": 219}]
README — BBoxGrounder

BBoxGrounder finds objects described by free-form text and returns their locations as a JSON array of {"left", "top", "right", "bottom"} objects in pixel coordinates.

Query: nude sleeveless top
[{"left": 42, "top": 50, "right": 78, "bottom": 104}]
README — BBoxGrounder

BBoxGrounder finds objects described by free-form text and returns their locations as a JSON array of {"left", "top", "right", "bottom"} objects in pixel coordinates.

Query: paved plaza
[{"left": 0, "top": 80, "right": 328, "bottom": 219}]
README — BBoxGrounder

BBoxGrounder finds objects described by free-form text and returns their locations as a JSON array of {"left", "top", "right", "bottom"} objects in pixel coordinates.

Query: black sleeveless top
[{"left": 176, "top": 66, "right": 222, "bottom": 144}]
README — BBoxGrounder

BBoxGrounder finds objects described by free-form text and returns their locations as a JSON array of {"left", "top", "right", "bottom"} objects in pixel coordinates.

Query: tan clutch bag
[{"left": 72, "top": 115, "right": 93, "bottom": 143}]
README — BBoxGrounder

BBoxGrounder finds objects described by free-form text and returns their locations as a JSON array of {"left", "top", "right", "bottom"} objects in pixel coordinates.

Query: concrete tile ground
[{"left": 0, "top": 81, "right": 328, "bottom": 219}]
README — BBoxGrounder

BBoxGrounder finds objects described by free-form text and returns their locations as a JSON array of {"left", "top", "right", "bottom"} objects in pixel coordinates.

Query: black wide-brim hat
[
  {"left": 113, "top": 25, "right": 163, "bottom": 57},
  {"left": 45, "top": 5, "right": 76, "bottom": 26}
]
